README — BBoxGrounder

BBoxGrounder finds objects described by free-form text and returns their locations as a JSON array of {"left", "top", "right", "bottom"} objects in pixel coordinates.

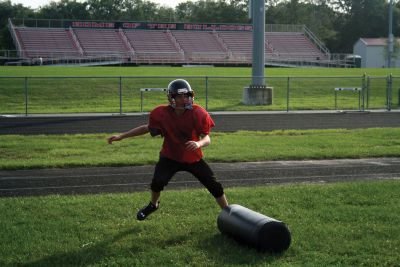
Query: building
[{"left": 353, "top": 38, "right": 400, "bottom": 68}]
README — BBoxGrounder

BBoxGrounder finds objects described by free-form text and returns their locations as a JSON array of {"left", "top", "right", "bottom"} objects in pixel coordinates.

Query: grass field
[
  {"left": 1, "top": 181, "right": 399, "bottom": 266},
  {"left": 1, "top": 128, "right": 400, "bottom": 170},
  {"left": 2, "top": 66, "right": 400, "bottom": 77},
  {"left": 1, "top": 66, "right": 400, "bottom": 113},
  {"left": 1, "top": 66, "right": 400, "bottom": 266}
]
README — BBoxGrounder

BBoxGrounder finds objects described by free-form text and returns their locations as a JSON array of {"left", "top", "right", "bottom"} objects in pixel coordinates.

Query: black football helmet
[{"left": 167, "top": 79, "right": 194, "bottom": 110}]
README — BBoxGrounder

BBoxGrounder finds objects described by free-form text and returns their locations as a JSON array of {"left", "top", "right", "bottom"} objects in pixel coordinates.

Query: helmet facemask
[
  {"left": 167, "top": 79, "right": 195, "bottom": 110},
  {"left": 168, "top": 91, "right": 194, "bottom": 110}
]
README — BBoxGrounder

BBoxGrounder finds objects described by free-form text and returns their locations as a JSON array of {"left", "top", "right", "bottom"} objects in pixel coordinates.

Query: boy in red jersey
[{"left": 107, "top": 79, "right": 228, "bottom": 220}]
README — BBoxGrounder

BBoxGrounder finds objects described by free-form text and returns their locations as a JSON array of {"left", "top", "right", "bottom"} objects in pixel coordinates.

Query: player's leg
[
  {"left": 216, "top": 194, "right": 228, "bottom": 209},
  {"left": 186, "top": 159, "right": 228, "bottom": 209},
  {"left": 137, "top": 157, "right": 179, "bottom": 220}
]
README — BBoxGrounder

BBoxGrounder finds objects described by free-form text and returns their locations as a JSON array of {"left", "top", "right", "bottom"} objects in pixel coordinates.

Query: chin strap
[
  {"left": 184, "top": 96, "right": 193, "bottom": 110},
  {"left": 170, "top": 97, "right": 193, "bottom": 110},
  {"left": 170, "top": 98, "right": 176, "bottom": 109}
]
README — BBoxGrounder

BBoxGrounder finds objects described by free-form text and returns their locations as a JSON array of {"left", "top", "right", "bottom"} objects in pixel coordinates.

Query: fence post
[
  {"left": 387, "top": 74, "right": 392, "bottom": 111},
  {"left": 361, "top": 74, "right": 366, "bottom": 111},
  {"left": 24, "top": 77, "right": 28, "bottom": 116},
  {"left": 366, "top": 75, "right": 370, "bottom": 109},
  {"left": 286, "top": 76, "right": 290, "bottom": 112},
  {"left": 119, "top": 76, "right": 122, "bottom": 114},
  {"left": 205, "top": 76, "right": 209, "bottom": 111},
  {"left": 140, "top": 90, "right": 143, "bottom": 112}
]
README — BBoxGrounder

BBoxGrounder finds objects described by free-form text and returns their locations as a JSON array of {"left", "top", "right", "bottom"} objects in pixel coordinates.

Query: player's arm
[
  {"left": 185, "top": 134, "right": 210, "bottom": 151},
  {"left": 107, "top": 124, "right": 150, "bottom": 144}
]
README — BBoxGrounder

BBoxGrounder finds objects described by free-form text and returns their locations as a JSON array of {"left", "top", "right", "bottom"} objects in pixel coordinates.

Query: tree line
[{"left": 1, "top": 0, "right": 399, "bottom": 53}]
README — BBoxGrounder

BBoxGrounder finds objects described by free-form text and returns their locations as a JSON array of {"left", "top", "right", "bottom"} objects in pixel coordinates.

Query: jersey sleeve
[
  {"left": 148, "top": 106, "right": 163, "bottom": 136},
  {"left": 195, "top": 107, "right": 215, "bottom": 135}
]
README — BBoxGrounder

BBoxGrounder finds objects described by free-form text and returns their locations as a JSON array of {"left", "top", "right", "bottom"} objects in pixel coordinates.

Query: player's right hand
[{"left": 107, "top": 135, "right": 122, "bottom": 144}]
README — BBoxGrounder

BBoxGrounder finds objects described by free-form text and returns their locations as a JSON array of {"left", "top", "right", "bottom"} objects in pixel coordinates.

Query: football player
[{"left": 107, "top": 79, "right": 228, "bottom": 220}]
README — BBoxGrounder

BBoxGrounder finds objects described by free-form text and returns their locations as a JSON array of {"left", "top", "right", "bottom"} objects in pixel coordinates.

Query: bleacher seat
[
  {"left": 172, "top": 31, "right": 227, "bottom": 62},
  {"left": 124, "top": 30, "right": 183, "bottom": 62},
  {"left": 266, "top": 32, "right": 324, "bottom": 60},
  {"left": 218, "top": 31, "right": 252, "bottom": 60},
  {"left": 73, "top": 29, "right": 128, "bottom": 57},
  {"left": 124, "top": 30, "right": 178, "bottom": 52},
  {"left": 11, "top": 23, "right": 329, "bottom": 65},
  {"left": 14, "top": 27, "right": 81, "bottom": 58}
]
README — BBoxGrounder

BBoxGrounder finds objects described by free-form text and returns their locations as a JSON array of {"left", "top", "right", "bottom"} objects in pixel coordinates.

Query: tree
[
  {"left": 175, "top": 1, "right": 195, "bottom": 22},
  {"left": 155, "top": 6, "right": 176, "bottom": 22},
  {"left": 0, "top": 0, "right": 34, "bottom": 49},
  {"left": 87, "top": 0, "right": 124, "bottom": 20},
  {"left": 329, "top": 0, "right": 390, "bottom": 52},
  {"left": 37, "top": 0, "right": 90, "bottom": 20},
  {"left": 296, "top": 2, "right": 339, "bottom": 52},
  {"left": 175, "top": 0, "right": 248, "bottom": 23},
  {"left": 384, "top": 38, "right": 400, "bottom": 63},
  {"left": 266, "top": 1, "right": 339, "bottom": 51},
  {"left": 120, "top": 0, "right": 159, "bottom": 21}
]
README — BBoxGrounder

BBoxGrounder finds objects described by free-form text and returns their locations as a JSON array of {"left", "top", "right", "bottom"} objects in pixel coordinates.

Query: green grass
[
  {"left": 1, "top": 66, "right": 399, "bottom": 265},
  {"left": 1, "top": 180, "right": 399, "bottom": 266},
  {"left": 1, "top": 128, "right": 399, "bottom": 170},
  {"left": 1, "top": 66, "right": 400, "bottom": 113},
  {"left": 2, "top": 66, "right": 400, "bottom": 77}
]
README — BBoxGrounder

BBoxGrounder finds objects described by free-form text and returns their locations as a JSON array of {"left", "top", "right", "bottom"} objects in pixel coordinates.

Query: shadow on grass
[
  {"left": 17, "top": 225, "right": 286, "bottom": 266},
  {"left": 21, "top": 228, "right": 140, "bottom": 267},
  {"left": 196, "top": 233, "right": 285, "bottom": 265}
]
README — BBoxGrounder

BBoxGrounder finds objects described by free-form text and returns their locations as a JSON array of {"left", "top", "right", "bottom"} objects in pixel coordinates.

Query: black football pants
[{"left": 151, "top": 156, "right": 224, "bottom": 198}]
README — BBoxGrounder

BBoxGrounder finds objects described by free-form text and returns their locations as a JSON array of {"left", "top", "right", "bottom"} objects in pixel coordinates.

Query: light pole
[
  {"left": 388, "top": 0, "right": 393, "bottom": 68},
  {"left": 243, "top": 0, "right": 272, "bottom": 105},
  {"left": 251, "top": 0, "right": 265, "bottom": 86}
]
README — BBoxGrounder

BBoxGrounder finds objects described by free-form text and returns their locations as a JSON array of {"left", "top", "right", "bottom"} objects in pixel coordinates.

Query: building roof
[{"left": 360, "top": 38, "right": 387, "bottom": 46}]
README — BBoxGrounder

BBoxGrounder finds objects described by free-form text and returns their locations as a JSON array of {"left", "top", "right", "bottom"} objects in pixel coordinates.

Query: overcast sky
[{"left": 11, "top": 0, "right": 186, "bottom": 9}]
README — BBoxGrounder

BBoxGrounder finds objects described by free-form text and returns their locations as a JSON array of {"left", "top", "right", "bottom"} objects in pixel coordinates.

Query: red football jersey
[{"left": 148, "top": 104, "right": 215, "bottom": 163}]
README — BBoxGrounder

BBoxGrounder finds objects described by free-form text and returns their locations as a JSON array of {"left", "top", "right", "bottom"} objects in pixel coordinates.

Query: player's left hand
[{"left": 185, "top": 141, "right": 200, "bottom": 151}]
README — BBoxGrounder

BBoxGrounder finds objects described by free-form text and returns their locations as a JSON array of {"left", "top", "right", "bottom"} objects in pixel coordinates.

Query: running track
[{"left": 1, "top": 111, "right": 399, "bottom": 197}]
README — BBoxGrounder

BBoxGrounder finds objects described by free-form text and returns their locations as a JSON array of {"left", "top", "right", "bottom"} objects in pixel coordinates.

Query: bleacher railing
[
  {"left": 265, "top": 24, "right": 304, "bottom": 33},
  {"left": 7, "top": 19, "right": 24, "bottom": 58},
  {"left": 302, "top": 25, "right": 330, "bottom": 56},
  {"left": 0, "top": 75, "right": 398, "bottom": 115},
  {"left": 11, "top": 18, "right": 67, "bottom": 28},
  {"left": 0, "top": 50, "right": 20, "bottom": 59}
]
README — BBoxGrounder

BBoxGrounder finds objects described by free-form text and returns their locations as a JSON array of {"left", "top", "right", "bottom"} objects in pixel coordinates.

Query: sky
[{"left": 11, "top": 0, "right": 186, "bottom": 9}]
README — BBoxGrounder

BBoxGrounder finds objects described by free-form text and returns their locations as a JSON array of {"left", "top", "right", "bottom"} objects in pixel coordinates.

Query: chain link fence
[{"left": 0, "top": 75, "right": 398, "bottom": 115}]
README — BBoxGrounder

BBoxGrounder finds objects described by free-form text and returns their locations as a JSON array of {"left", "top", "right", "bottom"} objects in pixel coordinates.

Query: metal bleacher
[
  {"left": 124, "top": 30, "right": 184, "bottom": 63},
  {"left": 8, "top": 19, "right": 344, "bottom": 67},
  {"left": 14, "top": 27, "right": 81, "bottom": 59},
  {"left": 215, "top": 31, "right": 252, "bottom": 62},
  {"left": 266, "top": 32, "right": 326, "bottom": 60},
  {"left": 171, "top": 31, "right": 228, "bottom": 63},
  {"left": 73, "top": 29, "right": 128, "bottom": 57}
]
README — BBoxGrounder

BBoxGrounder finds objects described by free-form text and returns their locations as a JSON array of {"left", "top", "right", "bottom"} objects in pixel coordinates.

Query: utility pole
[
  {"left": 251, "top": 0, "right": 265, "bottom": 86},
  {"left": 388, "top": 0, "right": 393, "bottom": 68},
  {"left": 243, "top": 0, "right": 272, "bottom": 105}
]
